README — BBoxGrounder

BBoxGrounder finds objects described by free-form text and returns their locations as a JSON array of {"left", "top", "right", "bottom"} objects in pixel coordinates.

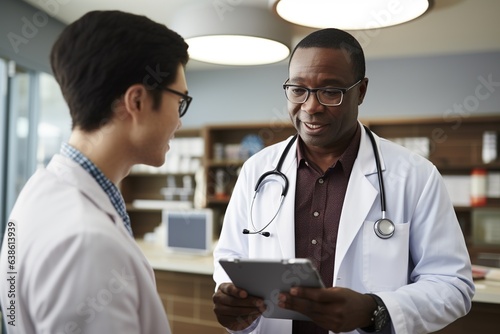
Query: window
[
  {"left": 37, "top": 73, "right": 70, "bottom": 167},
  {"left": 0, "top": 61, "right": 70, "bottom": 229}
]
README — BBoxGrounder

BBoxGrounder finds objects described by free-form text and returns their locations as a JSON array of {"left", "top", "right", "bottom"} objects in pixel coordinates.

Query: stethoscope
[{"left": 242, "top": 125, "right": 395, "bottom": 239}]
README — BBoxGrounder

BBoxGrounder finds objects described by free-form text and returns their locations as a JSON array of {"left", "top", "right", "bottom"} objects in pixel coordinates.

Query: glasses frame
[
  {"left": 161, "top": 86, "right": 193, "bottom": 118},
  {"left": 282, "top": 79, "right": 362, "bottom": 107}
]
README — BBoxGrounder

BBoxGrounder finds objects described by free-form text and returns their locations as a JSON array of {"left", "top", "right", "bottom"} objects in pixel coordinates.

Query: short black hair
[
  {"left": 289, "top": 28, "right": 365, "bottom": 81},
  {"left": 50, "top": 10, "right": 189, "bottom": 131}
]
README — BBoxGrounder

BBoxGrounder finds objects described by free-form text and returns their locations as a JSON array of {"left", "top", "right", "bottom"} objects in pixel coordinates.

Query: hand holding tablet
[{"left": 219, "top": 258, "right": 324, "bottom": 321}]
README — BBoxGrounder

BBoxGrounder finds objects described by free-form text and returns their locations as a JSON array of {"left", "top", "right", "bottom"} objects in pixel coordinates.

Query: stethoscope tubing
[
  {"left": 363, "top": 126, "right": 387, "bottom": 217},
  {"left": 246, "top": 135, "right": 297, "bottom": 237},
  {"left": 244, "top": 127, "right": 394, "bottom": 239}
]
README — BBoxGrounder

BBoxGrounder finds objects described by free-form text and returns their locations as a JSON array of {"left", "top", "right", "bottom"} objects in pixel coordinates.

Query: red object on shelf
[{"left": 471, "top": 168, "right": 487, "bottom": 207}]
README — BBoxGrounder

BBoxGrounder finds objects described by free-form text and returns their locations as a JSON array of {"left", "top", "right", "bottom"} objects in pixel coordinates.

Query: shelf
[
  {"left": 207, "top": 197, "right": 231, "bottom": 205},
  {"left": 435, "top": 163, "right": 500, "bottom": 172},
  {"left": 203, "top": 122, "right": 296, "bottom": 161},
  {"left": 207, "top": 160, "right": 245, "bottom": 168},
  {"left": 455, "top": 203, "right": 500, "bottom": 212},
  {"left": 127, "top": 172, "right": 195, "bottom": 177},
  {"left": 126, "top": 205, "right": 162, "bottom": 213}
]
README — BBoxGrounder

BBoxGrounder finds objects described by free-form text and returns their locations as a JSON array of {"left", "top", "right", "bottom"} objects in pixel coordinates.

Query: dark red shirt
[{"left": 293, "top": 124, "right": 361, "bottom": 334}]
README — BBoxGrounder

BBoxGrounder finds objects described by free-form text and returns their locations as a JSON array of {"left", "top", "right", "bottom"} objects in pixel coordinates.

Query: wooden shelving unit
[{"left": 365, "top": 115, "right": 500, "bottom": 264}]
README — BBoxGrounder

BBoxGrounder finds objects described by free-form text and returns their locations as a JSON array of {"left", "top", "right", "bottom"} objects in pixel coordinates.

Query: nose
[{"left": 301, "top": 91, "right": 324, "bottom": 114}]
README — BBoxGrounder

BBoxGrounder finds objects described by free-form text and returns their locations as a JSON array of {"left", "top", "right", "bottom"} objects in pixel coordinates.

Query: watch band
[{"left": 362, "top": 293, "right": 390, "bottom": 332}]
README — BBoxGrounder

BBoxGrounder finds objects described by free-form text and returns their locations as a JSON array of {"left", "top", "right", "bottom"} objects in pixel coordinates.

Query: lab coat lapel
[{"left": 334, "top": 127, "right": 380, "bottom": 281}]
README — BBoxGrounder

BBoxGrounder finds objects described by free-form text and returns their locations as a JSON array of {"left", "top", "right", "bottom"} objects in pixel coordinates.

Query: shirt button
[
  {"left": 318, "top": 178, "right": 324, "bottom": 184},
  {"left": 313, "top": 211, "right": 320, "bottom": 217},
  {"left": 311, "top": 239, "right": 317, "bottom": 245}
]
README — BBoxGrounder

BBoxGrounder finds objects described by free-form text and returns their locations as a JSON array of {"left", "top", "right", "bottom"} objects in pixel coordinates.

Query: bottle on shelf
[{"left": 470, "top": 168, "right": 487, "bottom": 207}]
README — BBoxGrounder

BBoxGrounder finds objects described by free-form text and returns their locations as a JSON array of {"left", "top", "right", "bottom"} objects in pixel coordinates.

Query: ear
[
  {"left": 123, "top": 84, "right": 149, "bottom": 120},
  {"left": 358, "top": 78, "right": 369, "bottom": 105}
]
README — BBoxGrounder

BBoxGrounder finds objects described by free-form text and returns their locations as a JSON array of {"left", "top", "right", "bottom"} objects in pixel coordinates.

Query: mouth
[{"left": 303, "top": 122, "right": 326, "bottom": 130}]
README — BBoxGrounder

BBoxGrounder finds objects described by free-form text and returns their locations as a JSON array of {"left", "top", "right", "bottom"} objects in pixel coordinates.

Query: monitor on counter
[{"left": 162, "top": 209, "right": 213, "bottom": 255}]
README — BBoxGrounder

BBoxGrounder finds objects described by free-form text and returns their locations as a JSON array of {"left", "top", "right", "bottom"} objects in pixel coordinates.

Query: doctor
[
  {"left": 212, "top": 28, "right": 474, "bottom": 334},
  {"left": 0, "top": 11, "right": 190, "bottom": 333}
]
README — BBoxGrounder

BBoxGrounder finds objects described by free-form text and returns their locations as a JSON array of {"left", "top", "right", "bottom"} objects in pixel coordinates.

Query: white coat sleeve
[
  {"left": 381, "top": 167, "right": 475, "bottom": 334},
  {"left": 27, "top": 232, "right": 142, "bottom": 334}
]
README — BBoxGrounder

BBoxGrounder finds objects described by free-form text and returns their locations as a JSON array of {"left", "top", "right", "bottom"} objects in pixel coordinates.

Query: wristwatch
[{"left": 363, "top": 293, "right": 390, "bottom": 332}]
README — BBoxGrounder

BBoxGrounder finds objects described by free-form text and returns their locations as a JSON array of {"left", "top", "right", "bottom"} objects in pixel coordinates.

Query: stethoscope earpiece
[{"left": 242, "top": 228, "right": 271, "bottom": 237}]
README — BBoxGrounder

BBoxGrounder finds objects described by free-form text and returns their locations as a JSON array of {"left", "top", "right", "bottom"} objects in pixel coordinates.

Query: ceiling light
[
  {"left": 170, "top": 5, "right": 291, "bottom": 66},
  {"left": 271, "top": 0, "right": 429, "bottom": 30}
]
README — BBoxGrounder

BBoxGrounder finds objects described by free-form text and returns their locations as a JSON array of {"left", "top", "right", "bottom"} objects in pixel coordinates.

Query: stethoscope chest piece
[{"left": 374, "top": 218, "right": 395, "bottom": 239}]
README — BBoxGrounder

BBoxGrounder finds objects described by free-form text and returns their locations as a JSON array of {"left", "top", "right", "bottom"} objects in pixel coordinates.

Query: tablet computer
[{"left": 219, "top": 258, "right": 325, "bottom": 321}]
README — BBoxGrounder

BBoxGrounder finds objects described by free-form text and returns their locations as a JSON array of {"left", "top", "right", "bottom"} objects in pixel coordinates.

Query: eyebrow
[{"left": 288, "top": 77, "right": 345, "bottom": 86}]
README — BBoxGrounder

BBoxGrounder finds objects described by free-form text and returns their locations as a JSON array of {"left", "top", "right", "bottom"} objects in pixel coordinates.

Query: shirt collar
[{"left": 296, "top": 123, "right": 361, "bottom": 173}]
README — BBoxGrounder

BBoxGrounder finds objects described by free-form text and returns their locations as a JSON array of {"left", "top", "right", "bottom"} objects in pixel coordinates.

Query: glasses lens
[
  {"left": 179, "top": 99, "right": 187, "bottom": 117},
  {"left": 285, "top": 86, "right": 308, "bottom": 103},
  {"left": 318, "top": 89, "right": 343, "bottom": 106}
]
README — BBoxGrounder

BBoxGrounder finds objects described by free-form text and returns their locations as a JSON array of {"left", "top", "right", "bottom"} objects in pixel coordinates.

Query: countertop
[
  {"left": 474, "top": 279, "right": 500, "bottom": 304},
  {"left": 136, "top": 239, "right": 500, "bottom": 304},
  {"left": 136, "top": 239, "right": 214, "bottom": 275}
]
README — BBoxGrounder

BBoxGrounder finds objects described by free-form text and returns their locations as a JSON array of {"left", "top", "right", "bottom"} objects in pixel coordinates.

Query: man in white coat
[
  {"left": 212, "top": 28, "right": 474, "bottom": 334},
  {"left": 0, "top": 11, "right": 192, "bottom": 333}
]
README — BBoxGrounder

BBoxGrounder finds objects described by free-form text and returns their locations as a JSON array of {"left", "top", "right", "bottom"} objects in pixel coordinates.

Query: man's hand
[
  {"left": 213, "top": 282, "right": 266, "bottom": 331},
  {"left": 278, "top": 286, "right": 376, "bottom": 332}
]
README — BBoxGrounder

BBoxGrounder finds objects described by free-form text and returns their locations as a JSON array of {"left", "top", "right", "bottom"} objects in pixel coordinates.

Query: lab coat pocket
[{"left": 363, "top": 220, "right": 410, "bottom": 291}]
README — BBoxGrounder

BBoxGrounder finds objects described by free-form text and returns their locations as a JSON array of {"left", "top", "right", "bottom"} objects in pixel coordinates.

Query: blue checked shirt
[{"left": 60, "top": 143, "right": 133, "bottom": 236}]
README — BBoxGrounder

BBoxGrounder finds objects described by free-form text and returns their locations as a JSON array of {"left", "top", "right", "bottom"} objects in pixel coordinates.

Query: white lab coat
[
  {"left": 213, "top": 123, "right": 474, "bottom": 334},
  {"left": 0, "top": 154, "right": 171, "bottom": 334}
]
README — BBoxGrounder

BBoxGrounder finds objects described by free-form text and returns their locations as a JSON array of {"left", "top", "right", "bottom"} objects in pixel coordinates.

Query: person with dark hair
[
  {"left": 212, "top": 28, "right": 474, "bottom": 334},
  {"left": 0, "top": 10, "right": 190, "bottom": 333}
]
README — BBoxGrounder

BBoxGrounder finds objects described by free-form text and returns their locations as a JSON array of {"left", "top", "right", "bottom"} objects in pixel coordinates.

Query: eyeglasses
[
  {"left": 283, "top": 79, "right": 362, "bottom": 107},
  {"left": 161, "top": 86, "right": 193, "bottom": 118}
]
